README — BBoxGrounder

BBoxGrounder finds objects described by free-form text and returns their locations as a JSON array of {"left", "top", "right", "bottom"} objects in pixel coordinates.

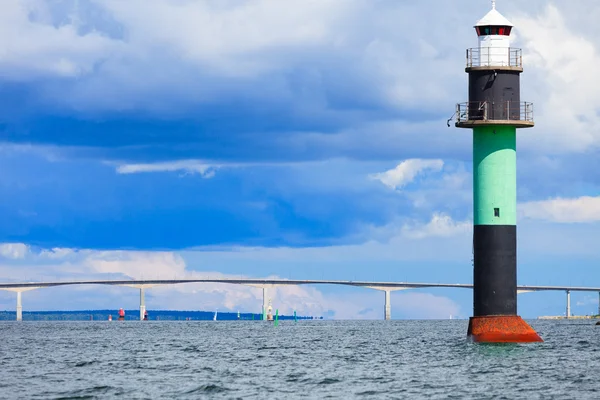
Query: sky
[{"left": 2, "top": 0, "right": 600, "bottom": 320}]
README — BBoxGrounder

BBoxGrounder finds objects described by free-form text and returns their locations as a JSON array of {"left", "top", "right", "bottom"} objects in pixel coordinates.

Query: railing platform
[
  {"left": 455, "top": 101, "right": 534, "bottom": 128},
  {"left": 466, "top": 47, "right": 523, "bottom": 72}
]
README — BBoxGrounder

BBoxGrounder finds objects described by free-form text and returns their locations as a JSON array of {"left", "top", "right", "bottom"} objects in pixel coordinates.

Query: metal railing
[
  {"left": 466, "top": 47, "right": 522, "bottom": 68},
  {"left": 456, "top": 101, "right": 534, "bottom": 123}
]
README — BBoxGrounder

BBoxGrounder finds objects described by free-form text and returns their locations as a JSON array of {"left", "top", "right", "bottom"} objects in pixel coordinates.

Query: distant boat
[
  {"left": 213, "top": 309, "right": 218, "bottom": 321},
  {"left": 237, "top": 310, "right": 240, "bottom": 320}
]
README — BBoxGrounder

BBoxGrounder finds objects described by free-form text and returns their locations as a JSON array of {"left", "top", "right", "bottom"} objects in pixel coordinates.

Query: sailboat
[
  {"left": 237, "top": 310, "right": 240, "bottom": 320},
  {"left": 213, "top": 309, "right": 218, "bottom": 321}
]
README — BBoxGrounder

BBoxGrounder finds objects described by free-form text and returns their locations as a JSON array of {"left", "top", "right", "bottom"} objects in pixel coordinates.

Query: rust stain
[{"left": 467, "top": 315, "right": 543, "bottom": 343}]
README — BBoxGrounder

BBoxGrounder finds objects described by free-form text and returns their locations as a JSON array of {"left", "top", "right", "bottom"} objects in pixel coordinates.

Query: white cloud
[
  {"left": 100, "top": 0, "right": 343, "bottom": 73},
  {"left": 369, "top": 159, "right": 444, "bottom": 190},
  {"left": 514, "top": 4, "right": 600, "bottom": 153},
  {"left": 0, "top": 1, "right": 119, "bottom": 80},
  {"left": 0, "top": 243, "right": 29, "bottom": 259},
  {"left": 38, "top": 248, "right": 77, "bottom": 259},
  {"left": 83, "top": 250, "right": 188, "bottom": 279},
  {"left": 0, "top": 0, "right": 472, "bottom": 113},
  {"left": 575, "top": 295, "right": 598, "bottom": 308},
  {"left": 2, "top": 0, "right": 600, "bottom": 157},
  {"left": 355, "top": 213, "right": 471, "bottom": 244},
  {"left": 396, "top": 292, "right": 460, "bottom": 319},
  {"left": 401, "top": 213, "right": 471, "bottom": 240},
  {"left": 519, "top": 196, "right": 600, "bottom": 223},
  {"left": 115, "top": 160, "right": 218, "bottom": 177}
]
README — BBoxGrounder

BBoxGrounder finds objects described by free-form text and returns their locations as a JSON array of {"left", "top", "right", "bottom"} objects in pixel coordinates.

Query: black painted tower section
[
  {"left": 468, "top": 71, "right": 521, "bottom": 120},
  {"left": 473, "top": 225, "right": 517, "bottom": 316}
]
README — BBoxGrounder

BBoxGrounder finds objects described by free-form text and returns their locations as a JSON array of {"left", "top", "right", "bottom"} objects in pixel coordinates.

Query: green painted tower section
[{"left": 473, "top": 125, "right": 517, "bottom": 226}]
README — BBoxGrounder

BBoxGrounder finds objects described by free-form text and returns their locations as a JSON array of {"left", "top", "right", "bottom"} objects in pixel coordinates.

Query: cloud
[
  {"left": 0, "top": 1, "right": 119, "bottom": 81},
  {"left": 7, "top": 0, "right": 598, "bottom": 174},
  {"left": 575, "top": 295, "right": 598, "bottom": 308},
  {"left": 115, "top": 160, "right": 218, "bottom": 177},
  {"left": 2, "top": 0, "right": 600, "bottom": 161},
  {"left": 0, "top": 0, "right": 472, "bottom": 148},
  {"left": 514, "top": 4, "right": 600, "bottom": 153},
  {"left": 396, "top": 292, "right": 460, "bottom": 319},
  {"left": 401, "top": 213, "right": 471, "bottom": 240},
  {"left": 0, "top": 243, "right": 29, "bottom": 259},
  {"left": 355, "top": 213, "right": 471, "bottom": 244},
  {"left": 369, "top": 159, "right": 444, "bottom": 190},
  {"left": 0, "top": 0, "right": 365, "bottom": 114},
  {"left": 519, "top": 196, "right": 600, "bottom": 223}
]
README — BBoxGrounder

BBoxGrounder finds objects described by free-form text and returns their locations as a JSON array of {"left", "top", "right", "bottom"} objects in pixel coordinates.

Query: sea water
[{"left": 0, "top": 320, "right": 598, "bottom": 399}]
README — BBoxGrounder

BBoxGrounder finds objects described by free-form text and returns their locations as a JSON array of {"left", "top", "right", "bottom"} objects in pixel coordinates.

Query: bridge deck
[{"left": 0, "top": 279, "right": 598, "bottom": 292}]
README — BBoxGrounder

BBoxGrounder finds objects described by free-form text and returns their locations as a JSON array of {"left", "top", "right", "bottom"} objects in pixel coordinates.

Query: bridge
[{"left": 1, "top": 278, "right": 597, "bottom": 321}]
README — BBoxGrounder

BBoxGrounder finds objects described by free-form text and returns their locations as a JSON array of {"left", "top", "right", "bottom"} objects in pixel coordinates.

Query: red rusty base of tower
[{"left": 467, "top": 315, "right": 543, "bottom": 343}]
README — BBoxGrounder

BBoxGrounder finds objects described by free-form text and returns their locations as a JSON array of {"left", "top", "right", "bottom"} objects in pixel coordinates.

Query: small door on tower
[{"left": 502, "top": 86, "right": 519, "bottom": 121}]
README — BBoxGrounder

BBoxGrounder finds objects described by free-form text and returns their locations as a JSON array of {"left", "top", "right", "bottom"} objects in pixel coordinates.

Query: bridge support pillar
[
  {"left": 365, "top": 287, "right": 408, "bottom": 320},
  {"left": 244, "top": 284, "right": 275, "bottom": 321},
  {"left": 384, "top": 290, "right": 391, "bottom": 320},
  {"left": 140, "top": 287, "right": 146, "bottom": 321},
  {"left": 262, "top": 287, "right": 268, "bottom": 321},
  {"left": 566, "top": 290, "right": 571, "bottom": 319},
  {"left": 16, "top": 291, "right": 22, "bottom": 322}
]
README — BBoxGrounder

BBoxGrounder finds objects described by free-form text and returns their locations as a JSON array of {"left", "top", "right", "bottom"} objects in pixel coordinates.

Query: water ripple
[{"left": 1, "top": 320, "right": 599, "bottom": 398}]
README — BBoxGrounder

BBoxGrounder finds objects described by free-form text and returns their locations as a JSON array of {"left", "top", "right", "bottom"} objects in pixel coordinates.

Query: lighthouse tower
[{"left": 455, "top": 1, "right": 542, "bottom": 343}]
